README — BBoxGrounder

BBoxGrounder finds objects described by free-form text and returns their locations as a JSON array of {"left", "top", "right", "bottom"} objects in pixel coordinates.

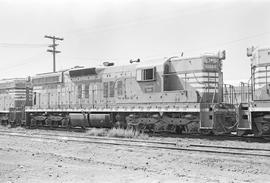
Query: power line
[
  {"left": 0, "top": 51, "right": 46, "bottom": 73},
  {"left": 64, "top": 3, "right": 238, "bottom": 37},
  {"left": 59, "top": 30, "right": 270, "bottom": 67},
  {"left": 216, "top": 31, "right": 270, "bottom": 46},
  {"left": 64, "top": 5, "right": 210, "bottom": 36},
  {"left": 0, "top": 43, "right": 48, "bottom": 48},
  {"left": 183, "top": 31, "right": 270, "bottom": 55}
]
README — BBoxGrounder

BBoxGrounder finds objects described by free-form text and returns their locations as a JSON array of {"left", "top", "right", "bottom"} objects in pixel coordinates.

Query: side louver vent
[{"left": 69, "top": 68, "right": 97, "bottom": 77}]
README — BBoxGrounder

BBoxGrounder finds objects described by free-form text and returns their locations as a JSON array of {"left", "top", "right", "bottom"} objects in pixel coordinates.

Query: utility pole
[{"left": 44, "top": 35, "right": 64, "bottom": 72}]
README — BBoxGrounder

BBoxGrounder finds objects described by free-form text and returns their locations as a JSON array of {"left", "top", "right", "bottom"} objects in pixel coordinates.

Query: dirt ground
[{"left": 0, "top": 129, "right": 270, "bottom": 183}]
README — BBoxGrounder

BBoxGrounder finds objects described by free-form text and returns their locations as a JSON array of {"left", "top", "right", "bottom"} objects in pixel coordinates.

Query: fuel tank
[
  {"left": 69, "top": 113, "right": 89, "bottom": 127},
  {"left": 89, "top": 114, "right": 112, "bottom": 128}
]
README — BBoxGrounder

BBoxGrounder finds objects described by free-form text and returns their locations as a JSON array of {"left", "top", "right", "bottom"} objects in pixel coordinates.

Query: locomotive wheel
[
  {"left": 65, "top": 119, "right": 71, "bottom": 131},
  {"left": 175, "top": 125, "right": 183, "bottom": 134},
  {"left": 81, "top": 125, "right": 86, "bottom": 131},
  {"left": 212, "top": 129, "right": 226, "bottom": 135},
  {"left": 30, "top": 119, "right": 37, "bottom": 128},
  {"left": 115, "top": 121, "right": 127, "bottom": 129},
  {"left": 66, "top": 123, "right": 71, "bottom": 131},
  {"left": 146, "top": 124, "right": 155, "bottom": 133},
  {"left": 153, "top": 120, "right": 165, "bottom": 133},
  {"left": 114, "top": 121, "right": 122, "bottom": 128},
  {"left": 10, "top": 121, "right": 16, "bottom": 128},
  {"left": 36, "top": 120, "right": 43, "bottom": 127},
  {"left": 127, "top": 124, "right": 137, "bottom": 131},
  {"left": 61, "top": 118, "right": 69, "bottom": 127},
  {"left": 52, "top": 121, "right": 58, "bottom": 128},
  {"left": 200, "top": 129, "right": 213, "bottom": 135},
  {"left": 236, "top": 130, "right": 248, "bottom": 136},
  {"left": 45, "top": 119, "right": 53, "bottom": 129},
  {"left": 166, "top": 124, "right": 176, "bottom": 133},
  {"left": 136, "top": 123, "right": 144, "bottom": 132},
  {"left": 1, "top": 120, "right": 8, "bottom": 126},
  {"left": 262, "top": 123, "right": 270, "bottom": 134},
  {"left": 186, "top": 121, "right": 199, "bottom": 133},
  {"left": 252, "top": 122, "right": 262, "bottom": 137}
]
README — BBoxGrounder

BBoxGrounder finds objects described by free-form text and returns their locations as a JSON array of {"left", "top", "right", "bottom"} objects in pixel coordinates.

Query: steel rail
[
  {"left": 0, "top": 129, "right": 176, "bottom": 146},
  {"left": 189, "top": 144, "right": 270, "bottom": 152},
  {"left": 0, "top": 129, "right": 269, "bottom": 152},
  {"left": 0, "top": 131, "right": 270, "bottom": 158}
]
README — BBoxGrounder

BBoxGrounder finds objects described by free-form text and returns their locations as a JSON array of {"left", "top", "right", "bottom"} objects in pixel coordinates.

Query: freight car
[
  {"left": 0, "top": 78, "right": 32, "bottom": 126},
  {"left": 25, "top": 51, "right": 236, "bottom": 134},
  {"left": 237, "top": 47, "right": 270, "bottom": 136}
]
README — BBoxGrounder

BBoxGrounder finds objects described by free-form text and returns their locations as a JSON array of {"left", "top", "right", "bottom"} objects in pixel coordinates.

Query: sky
[{"left": 0, "top": 0, "right": 269, "bottom": 84}]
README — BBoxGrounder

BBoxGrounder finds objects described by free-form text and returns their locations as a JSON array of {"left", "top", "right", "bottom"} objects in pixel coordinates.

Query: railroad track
[
  {"left": 0, "top": 129, "right": 270, "bottom": 158},
  {"left": 151, "top": 132, "right": 270, "bottom": 143},
  {"left": 5, "top": 125, "right": 270, "bottom": 143}
]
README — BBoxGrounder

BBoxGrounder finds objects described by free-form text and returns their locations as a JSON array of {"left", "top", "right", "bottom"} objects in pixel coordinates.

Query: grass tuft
[
  {"left": 0, "top": 125, "right": 26, "bottom": 131},
  {"left": 86, "top": 128, "right": 107, "bottom": 136},
  {"left": 0, "top": 124, "right": 148, "bottom": 139},
  {"left": 86, "top": 127, "right": 148, "bottom": 139},
  {"left": 107, "top": 128, "right": 148, "bottom": 139}
]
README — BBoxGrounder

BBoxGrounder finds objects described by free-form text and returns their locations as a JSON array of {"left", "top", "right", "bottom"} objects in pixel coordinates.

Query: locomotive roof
[
  {"left": 135, "top": 58, "right": 165, "bottom": 68},
  {"left": 256, "top": 47, "right": 270, "bottom": 51},
  {"left": 168, "top": 54, "right": 219, "bottom": 62},
  {"left": 249, "top": 47, "right": 270, "bottom": 55},
  {"left": 34, "top": 66, "right": 84, "bottom": 76},
  {"left": 67, "top": 54, "right": 217, "bottom": 74},
  {"left": 100, "top": 58, "right": 166, "bottom": 73},
  {"left": 0, "top": 78, "right": 27, "bottom": 83},
  {"left": 31, "top": 53, "right": 220, "bottom": 78},
  {"left": 130, "top": 54, "right": 217, "bottom": 68},
  {"left": 34, "top": 71, "right": 62, "bottom": 78}
]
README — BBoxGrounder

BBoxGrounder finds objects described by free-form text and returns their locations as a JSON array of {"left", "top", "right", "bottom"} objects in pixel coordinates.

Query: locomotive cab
[
  {"left": 156, "top": 52, "right": 236, "bottom": 134},
  {"left": 163, "top": 54, "right": 223, "bottom": 103}
]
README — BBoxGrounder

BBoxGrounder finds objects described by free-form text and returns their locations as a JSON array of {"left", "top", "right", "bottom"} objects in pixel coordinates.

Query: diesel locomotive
[{"left": 18, "top": 50, "right": 237, "bottom": 134}]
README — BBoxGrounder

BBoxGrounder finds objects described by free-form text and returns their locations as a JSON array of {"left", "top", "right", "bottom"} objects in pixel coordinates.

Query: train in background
[
  {"left": 237, "top": 47, "right": 270, "bottom": 136},
  {"left": 0, "top": 78, "right": 32, "bottom": 126}
]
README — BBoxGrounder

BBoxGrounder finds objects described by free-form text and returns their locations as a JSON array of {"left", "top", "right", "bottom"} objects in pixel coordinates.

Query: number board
[{"left": 203, "top": 57, "right": 219, "bottom": 71}]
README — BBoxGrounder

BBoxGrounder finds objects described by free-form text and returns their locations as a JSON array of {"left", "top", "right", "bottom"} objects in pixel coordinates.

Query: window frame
[
  {"left": 109, "top": 81, "right": 115, "bottom": 97},
  {"left": 117, "top": 80, "right": 123, "bottom": 96},
  {"left": 103, "top": 82, "right": 108, "bottom": 98},
  {"left": 136, "top": 67, "right": 156, "bottom": 82},
  {"left": 84, "top": 84, "right": 89, "bottom": 99},
  {"left": 77, "top": 84, "right": 82, "bottom": 99}
]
